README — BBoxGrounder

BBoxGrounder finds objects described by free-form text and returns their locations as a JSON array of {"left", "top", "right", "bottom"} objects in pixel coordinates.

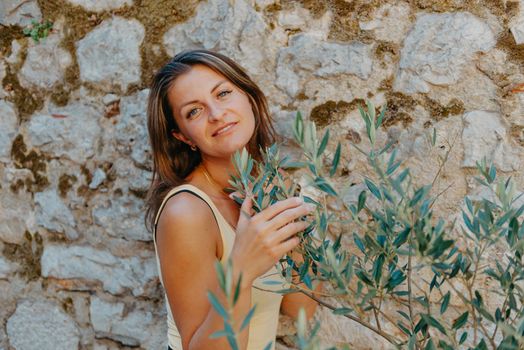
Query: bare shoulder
[{"left": 156, "top": 191, "right": 218, "bottom": 251}]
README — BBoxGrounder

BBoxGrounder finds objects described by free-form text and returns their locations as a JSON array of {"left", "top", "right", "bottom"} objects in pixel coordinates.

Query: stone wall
[{"left": 1, "top": 0, "right": 523, "bottom": 349}]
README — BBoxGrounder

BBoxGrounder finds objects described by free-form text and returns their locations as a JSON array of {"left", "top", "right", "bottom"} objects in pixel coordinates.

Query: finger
[
  {"left": 257, "top": 197, "right": 304, "bottom": 222},
  {"left": 236, "top": 194, "right": 254, "bottom": 229},
  {"left": 267, "top": 221, "right": 309, "bottom": 246},
  {"left": 273, "top": 236, "right": 301, "bottom": 258},
  {"left": 267, "top": 203, "right": 315, "bottom": 231}
]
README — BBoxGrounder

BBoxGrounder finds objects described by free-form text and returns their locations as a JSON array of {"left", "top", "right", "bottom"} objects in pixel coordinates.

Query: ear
[
  {"left": 171, "top": 130, "right": 193, "bottom": 147},
  {"left": 171, "top": 130, "right": 191, "bottom": 144}
]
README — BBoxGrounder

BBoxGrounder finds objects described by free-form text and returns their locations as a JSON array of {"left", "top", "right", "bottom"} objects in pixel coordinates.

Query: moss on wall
[
  {"left": 10, "top": 134, "right": 50, "bottom": 193},
  {"left": 58, "top": 174, "right": 77, "bottom": 198},
  {"left": 310, "top": 99, "right": 365, "bottom": 128},
  {"left": 3, "top": 231, "right": 43, "bottom": 281}
]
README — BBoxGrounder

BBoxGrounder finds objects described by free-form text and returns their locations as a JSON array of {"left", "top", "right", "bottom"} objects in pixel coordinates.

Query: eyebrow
[{"left": 179, "top": 79, "right": 228, "bottom": 110}]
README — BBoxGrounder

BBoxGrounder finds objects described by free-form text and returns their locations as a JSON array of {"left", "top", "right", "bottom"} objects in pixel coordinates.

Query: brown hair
[{"left": 145, "top": 49, "right": 277, "bottom": 232}]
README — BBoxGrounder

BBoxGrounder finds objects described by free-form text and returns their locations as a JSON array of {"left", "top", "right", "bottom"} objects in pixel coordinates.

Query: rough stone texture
[
  {"left": 0, "top": 0, "right": 41, "bottom": 27},
  {"left": 76, "top": 17, "right": 145, "bottom": 91},
  {"left": 0, "top": 173, "right": 35, "bottom": 244},
  {"left": 510, "top": 7, "right": 524, "bottom": 45},
  {"left": 6, "top": 299, "right": 80, "bottom": 350},
  {"left": 0, "top": 256, "right": 15, "bottom": 279},
  {"left": 18, "top": 29, "right": 73, "bottom": 89},
  {"left": 26, "top": 102, "right": 102, "bottom": 162},
  {"left": 0, "top": 101, "right": 18, "bottom": 161},
  {"left": 65, "top": 0, "right": 133, "bottom": 12},
  {"left": 0, "top": 61, "right": 7, "bottom": 99},
  {"left": 394, "top": 12, "right": 496, "bottom": 94},
  {"left": 163, "top": 0, "right": 278, "bottom": 98},
  {"left": 89, "top": 168, "right": 107, "bottom": 189},
  {"left": 1, "top": 1, "right": 523, "bottom": 349},
  {"left": 90, "top": 296, "right": 166, "bottom": 348},
  {"left": 35, "top": 190, "right": 77, "bottom": 240},
  {"left": 6, "top": 40, "right": 23, "bottom": 65},
  {"left": 462, "top": 111, "right": 521, "bottom": 171},
  {"left": 359, "top": 3, "right": 412, "bottom": 44},
  {"left": 91, "top": 193, "right": 149, "bottom": 241},
  {"left": 276, "top": 5, "right": 331, "bottom": 38},
  {"left": 276, "top": 34, "right": 373, "bottom": 97},
  {"left": 315, "top": 306, "right": 391, "bottom": 349},
  {"left": 41, "top": 245, "right": 157, "bottom": 296},
  {"left": 114, "top": 89, "right": 150, "bottom": 167}
]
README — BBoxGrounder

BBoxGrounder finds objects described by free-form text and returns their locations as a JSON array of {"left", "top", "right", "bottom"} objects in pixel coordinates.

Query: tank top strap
[{"left": 153, "top": 184, "right": 236, "bottom": 261}]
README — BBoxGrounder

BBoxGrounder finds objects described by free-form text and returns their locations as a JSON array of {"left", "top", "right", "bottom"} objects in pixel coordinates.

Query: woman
[{"left": 146, "top": 49, "right": 318, "bottom": 350}]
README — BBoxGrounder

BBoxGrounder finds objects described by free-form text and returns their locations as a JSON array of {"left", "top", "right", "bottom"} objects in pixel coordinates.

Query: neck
[{"left": 200, "top": 156, "right": 238, "bottom": 192}]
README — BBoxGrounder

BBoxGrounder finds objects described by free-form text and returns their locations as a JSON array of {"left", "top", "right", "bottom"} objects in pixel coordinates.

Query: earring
[{"left": 190, "top": 144, "right": 197, "bottom": 151}]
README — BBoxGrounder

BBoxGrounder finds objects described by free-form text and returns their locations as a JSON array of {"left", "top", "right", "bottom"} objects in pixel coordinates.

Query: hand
[{"left": 230, "top": 195, "right": 315, "bottom": 286}]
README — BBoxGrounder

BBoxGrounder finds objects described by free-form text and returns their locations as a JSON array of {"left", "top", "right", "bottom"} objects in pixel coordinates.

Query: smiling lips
[{"left": 212, "top": 122, "right": 238, "bottom": 137}]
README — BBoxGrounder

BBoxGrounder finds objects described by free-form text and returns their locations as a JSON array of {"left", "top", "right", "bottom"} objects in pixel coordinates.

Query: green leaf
[
  {"left": 354, "top": 234, "right": 366, "bottom": 254},
  {"left": 465, "top": 196, "right": 474, "bottom": 214},
  {"left": 437, "top": 340, "right": 453, "bottom": 350},
  {"left": 293, "top": 112, "right": 304, "bottom": 144},
  {"left": 233, "top": 273, "right": 242, "bottom": 304},
  {"left": 425, "top": 339, "right": 436, "bottom": 350},
  {"left": 263, "top": 342, "right": 273, "bottom": 350},
  {"left": 314, "top": 178, "right": 337, "bottom": 196},
  {"left": 452, "top": 311, "right": 469, "bottom": 330},
  {"left": 240, "top": 305, "right": 257, "bottom": 331},
  {"left": 215, "top": 262, "right": 226, "bottom": 292},
  {"left": 356, "top": 270, "right": 373, "bottom": 286},
  {"left": 333, "top": 307, "right": 352, "bottom": 315},
  {"left": 210, "top": 329, "right": 229, "bottom": 339},
  {"left": 488, "top": 164, "right": 496, "bottom": 182},
  {"left": 365, "top": 178, "right": 382, "bottom": 200},
  {"left": 372, "top": 254, "right": 385, "bottom": 284},
  {"left": 393, "top": 227, "right": 411, "bottom": 247},
  {"left": 207, "top": 291, "right": 229, "bottom": 320},
  {"left": 421, "top": 314, "right": 446, "bottom": 335},
  {"left": 459, "top": 332, "right": 468, "bottom": 344},
  {"left": 409, "top": 186, "right": 427, "bottom": 207},
  {"left": 330, "top": 142, "right": 341, "bottom": 177},
  {"left": 440, "top": 291, "right": 450, "bottom": 314},
  {"left": 407, "top": 334, "right": 416, "bottom": 349},
  {"left": 357, "top": 190, "right": 367, "bottom": 212},
  {"left": 397, "top": 310, "right": 410, "bottom": 321},
  {"left": 317, "top": 129, "right": 329, "bottom": 157}
]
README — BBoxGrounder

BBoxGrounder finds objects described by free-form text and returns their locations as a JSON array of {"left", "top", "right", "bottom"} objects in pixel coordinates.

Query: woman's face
[{"left": 167, "top": 64, "right": 256, "bottom": 159}]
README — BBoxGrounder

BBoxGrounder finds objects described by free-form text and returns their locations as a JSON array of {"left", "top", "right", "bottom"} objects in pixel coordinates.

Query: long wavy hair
[{"left": 145, "top": 49, "right": 277, "bottom": 232}]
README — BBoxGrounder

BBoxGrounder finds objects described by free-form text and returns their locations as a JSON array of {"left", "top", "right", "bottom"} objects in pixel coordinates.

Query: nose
[{"left": 208, "top": 101, "right": 226, "bottom": 122}]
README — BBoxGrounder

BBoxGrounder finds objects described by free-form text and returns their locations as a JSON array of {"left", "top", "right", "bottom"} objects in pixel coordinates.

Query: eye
[
  {"left": 187, "top": 108, "right": 201, "bottom": 119},
  {"left": 218, "top": 90, "right": 232, "bottom": 98}
]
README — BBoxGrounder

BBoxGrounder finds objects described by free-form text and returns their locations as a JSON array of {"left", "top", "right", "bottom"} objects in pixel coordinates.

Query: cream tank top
[{"left": 153, "top": 184, "right": 285, "bottom": 350}]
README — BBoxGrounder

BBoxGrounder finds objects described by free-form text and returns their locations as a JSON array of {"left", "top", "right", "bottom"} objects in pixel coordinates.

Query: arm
[
  {"left": 157, "top": 193, "right": 313, "bottom": 349},
  {"left": 156, "top": 193, "right": 253, "bottom": 350}
]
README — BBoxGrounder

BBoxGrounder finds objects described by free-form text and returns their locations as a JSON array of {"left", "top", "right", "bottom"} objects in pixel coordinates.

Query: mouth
[{"left": 212, "top": 122, "right": 238, "bottom": 137}]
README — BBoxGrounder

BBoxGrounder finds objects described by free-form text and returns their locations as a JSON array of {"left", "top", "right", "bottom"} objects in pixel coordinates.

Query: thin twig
[{"left": 296, "top": 288, "right": 402, "bottom": 347}]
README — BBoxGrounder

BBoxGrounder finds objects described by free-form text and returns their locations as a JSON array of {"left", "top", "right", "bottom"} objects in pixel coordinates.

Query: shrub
[{"left": 211, "top": 101, "right": 524, "bottom": 349}]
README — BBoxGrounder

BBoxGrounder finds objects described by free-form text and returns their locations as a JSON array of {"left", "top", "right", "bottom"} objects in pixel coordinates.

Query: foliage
[
  {"left": 207, "top": 260, "right": 269, "bottom": 350},
  {"left": 23, "top": 19, "right": 53, "bottom": 43},
  {"left": 210, "top": 101, "right": 524, "bottom": 349}
]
